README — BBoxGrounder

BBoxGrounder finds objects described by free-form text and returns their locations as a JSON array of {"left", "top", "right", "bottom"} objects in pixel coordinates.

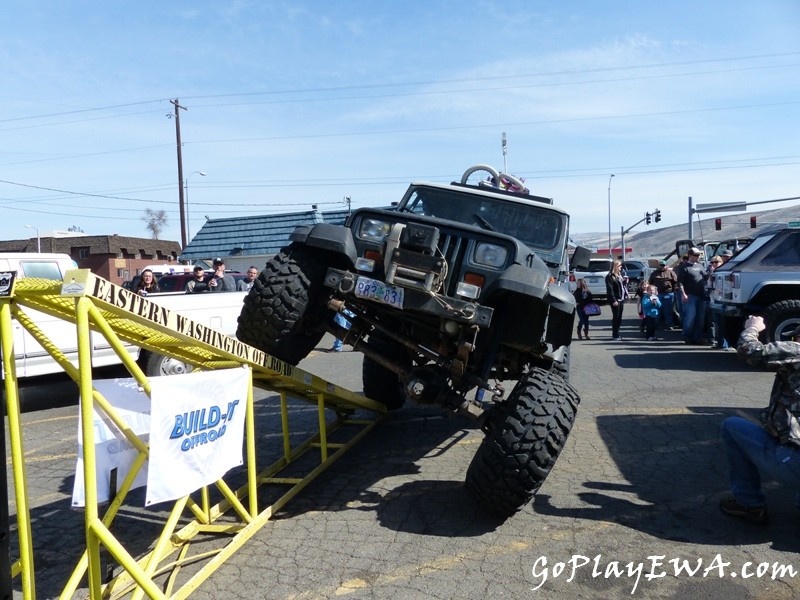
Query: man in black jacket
[{"left": 676, "top": 247, "right": 707, "bottom": 344}]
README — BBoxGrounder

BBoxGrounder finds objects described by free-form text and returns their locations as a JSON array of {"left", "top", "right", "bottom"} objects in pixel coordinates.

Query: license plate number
[{"left": 354, "top": 277, "right": 404, "bottom": 309}]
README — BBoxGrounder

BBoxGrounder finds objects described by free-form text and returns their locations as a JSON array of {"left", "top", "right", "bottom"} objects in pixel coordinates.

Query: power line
[{"left": 3, "top": 51, "right": 798, "bottom": 126}]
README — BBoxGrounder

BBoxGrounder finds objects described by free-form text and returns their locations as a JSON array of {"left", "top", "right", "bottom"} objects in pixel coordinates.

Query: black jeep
[{"left": 237, "top": 165, "right": 589, "bottom": 516}]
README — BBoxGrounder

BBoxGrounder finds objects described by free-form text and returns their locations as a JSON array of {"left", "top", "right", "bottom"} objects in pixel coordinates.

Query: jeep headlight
[
  {"left": 474, "top": 242, "right": 507, "bottom": 268},
  {"left": 359, "top": 218, "right": 392, "bottom": 241}
]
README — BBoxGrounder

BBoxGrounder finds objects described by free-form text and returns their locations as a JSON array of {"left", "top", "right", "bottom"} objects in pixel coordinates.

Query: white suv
[{"left": 570, "top": 258, "right": 613, "bottom": 299}]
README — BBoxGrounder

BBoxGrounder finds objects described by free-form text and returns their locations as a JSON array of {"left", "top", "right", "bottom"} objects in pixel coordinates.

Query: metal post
[
  {"left": 688, "top": 196, "right": 693, "bottom": 241},
  {"left": 620, "top": 226, "right": 625, "bottom": 260},
  {"left": 185, "top": 171, "right": 206, "bottom": 242},
  {"left": 0, "top": 401, "right": 10, "bottom": 600},
  {"left": 24, "top": 225, "right": 40, "bottom": 253},
  {"left": 607, "top": 174, "right": 615, "bottom": 255}
]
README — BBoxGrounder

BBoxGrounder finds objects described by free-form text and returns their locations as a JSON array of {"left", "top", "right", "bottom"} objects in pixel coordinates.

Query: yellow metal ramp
[{"left": 1, "top": 269, "right": 386, "bottom": 599}]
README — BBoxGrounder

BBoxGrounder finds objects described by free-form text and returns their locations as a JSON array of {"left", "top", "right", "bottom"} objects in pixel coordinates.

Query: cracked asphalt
[{"left": 6, "top": 310, "right": 800, "bottom": 599}]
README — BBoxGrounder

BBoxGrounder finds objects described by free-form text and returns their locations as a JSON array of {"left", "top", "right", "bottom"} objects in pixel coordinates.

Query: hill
[{"left": 571, "top": 203, "right": 799, "bottom": 258}]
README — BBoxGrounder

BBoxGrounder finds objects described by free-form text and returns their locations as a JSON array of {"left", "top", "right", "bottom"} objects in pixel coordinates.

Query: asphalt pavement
[{"left": 6, "top": 309, "right": 800, "bottom": 599}]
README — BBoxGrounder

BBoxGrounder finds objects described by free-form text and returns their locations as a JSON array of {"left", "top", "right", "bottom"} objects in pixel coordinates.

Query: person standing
[
  {"left": 605, "top": 260, "right": 626, "bottom": 340},
  {"left": 573, "top": 278, "right": 594, "bottom": 340},
  {"left": 706, "top": 256, "right": 732, "bottom": 350},
  {"left": 719, "top": 315, "right": 800, "bottom": 524},
  {"left": 676, "top": 247, "right": 707, "bottom": 345},
  {"left": 641, "top": 285, "right": 662, "bottom": 341},
  {"left": 648, "top": 259, "right": 678, "bottom": 329}
]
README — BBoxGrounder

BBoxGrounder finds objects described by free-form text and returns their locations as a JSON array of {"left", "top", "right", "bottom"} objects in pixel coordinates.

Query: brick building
[{"left": 0, "top": 233, "right": 182, "bottom": 287}]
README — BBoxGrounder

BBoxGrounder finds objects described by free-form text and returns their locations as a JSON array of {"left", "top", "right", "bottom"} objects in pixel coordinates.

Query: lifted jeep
[
  {"left": 709, "top": 225, "right": 800, "bottom": 345},
  {"left": 237, "top": 164, "right": 589, "bottom": 517}
]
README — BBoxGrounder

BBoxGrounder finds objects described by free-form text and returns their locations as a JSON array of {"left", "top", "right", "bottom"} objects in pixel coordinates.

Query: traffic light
[
  {"left": 750, "top": 216, "right": 757, "bottom": 229},
  {"left": 654, "top": 209, "right": 661, "bottom": 223},
  {"left": 645, "top": 212, "right": 651, "bottom": 225},
  {"left": 715, "top": 218, "right": 722, "bottom": 231}
]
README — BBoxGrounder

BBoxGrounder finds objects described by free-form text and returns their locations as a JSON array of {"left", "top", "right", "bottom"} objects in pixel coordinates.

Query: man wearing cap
[
  {"left": 648, "top": 259, "right": 678, "bottom": 329},
  {"left": 676, "top": 247, "right": 707, "bottom": 344},
  {"left": 719, "top": 315, "right": 800, "bottom": 524},
  {"left": 209, "top": 258, "right": 237, "bottom": 292}
]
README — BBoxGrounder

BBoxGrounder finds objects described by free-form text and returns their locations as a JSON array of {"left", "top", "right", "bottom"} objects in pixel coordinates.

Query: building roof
[
  {"left": 179, "top": 208, "right": 351, "bottom": 260},
  {"left": 0, "top": 234, "right": 181, "bottom": 257}
]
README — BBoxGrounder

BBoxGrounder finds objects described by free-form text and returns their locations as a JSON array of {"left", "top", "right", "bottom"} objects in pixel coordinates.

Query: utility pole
[
  {"left": 502, "top": 132, "right": 508, "bottom": 174},
  {"left": 170, "top": 99, "right": 188, "bottom": 248}
]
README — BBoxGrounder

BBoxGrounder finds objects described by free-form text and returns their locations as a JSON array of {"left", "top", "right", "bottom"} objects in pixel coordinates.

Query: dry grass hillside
[{"left": 571, "top": 203, "right": 799, "bottom": 259}]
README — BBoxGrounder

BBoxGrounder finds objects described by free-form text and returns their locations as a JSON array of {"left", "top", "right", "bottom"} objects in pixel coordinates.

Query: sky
[{"left": 2, "top": 1, "right": 799, "bottom": 248}]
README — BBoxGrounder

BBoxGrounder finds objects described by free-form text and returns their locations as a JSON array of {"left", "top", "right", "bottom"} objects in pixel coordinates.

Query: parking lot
[{"left": 6, "top": 312, "right": 800, "bottom": 599}]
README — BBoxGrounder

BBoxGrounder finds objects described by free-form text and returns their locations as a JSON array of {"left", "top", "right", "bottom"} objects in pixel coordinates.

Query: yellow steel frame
[{"left": 1, "top": 270, "right": 386, "bottom": 599}]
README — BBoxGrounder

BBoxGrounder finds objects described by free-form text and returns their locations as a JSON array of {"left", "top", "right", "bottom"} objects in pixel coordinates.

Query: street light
[
  {"left": 185, "top": 171, "right": 206, "bottom": 242},
  {"left": 607, "top": 174, "right": 615, "bottom": 257},
  {"left": 25, "top": 224, "right": 40, "bottom": 252}
]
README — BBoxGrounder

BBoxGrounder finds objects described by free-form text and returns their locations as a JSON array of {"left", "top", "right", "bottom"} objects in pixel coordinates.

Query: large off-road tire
[
  {"left": 236, "top": 245, "right": 329, "bottom": 365},
  {"left": 465, "top": 368, "right": 580, "bottom": 518},
  {"left": 762, "top": 300, "right": 800, "bottom": 343},
  {"left": 362, "top": 333, "right": 410, "bottom": 410}
]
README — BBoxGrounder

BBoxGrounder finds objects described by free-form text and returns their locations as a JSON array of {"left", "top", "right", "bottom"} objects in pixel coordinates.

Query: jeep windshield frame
[{"left": 399, "top": 184, "right": 569, "bottom": 265}]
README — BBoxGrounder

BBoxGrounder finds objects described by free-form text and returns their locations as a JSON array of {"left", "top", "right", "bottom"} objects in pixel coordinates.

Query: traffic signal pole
[{"left": 620, "top": 208, "right": 660, "bottom": 259}]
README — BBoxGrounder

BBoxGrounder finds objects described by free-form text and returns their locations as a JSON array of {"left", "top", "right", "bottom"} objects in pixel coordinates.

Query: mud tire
[
  {"left": 465, "top": 367, "right": 580, "bottom": 518},
  {"left": 236, "top": 245, "right": 329, "bottom": 365},
  {"left": 762, "top": 299, "right": 800, "bottom": 343}
]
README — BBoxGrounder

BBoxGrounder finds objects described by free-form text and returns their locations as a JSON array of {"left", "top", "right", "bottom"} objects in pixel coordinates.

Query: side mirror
[{"left": 570, "top": 246, "right": 592, "bottom": 271}]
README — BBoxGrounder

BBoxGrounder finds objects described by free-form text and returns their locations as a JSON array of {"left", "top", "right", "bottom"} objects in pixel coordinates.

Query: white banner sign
[
  {"left": 146, "top": 367, "right": 249, "bottom": 506},
  {"left": 72, "top": 378, "right": 151, "bottom": 507}
]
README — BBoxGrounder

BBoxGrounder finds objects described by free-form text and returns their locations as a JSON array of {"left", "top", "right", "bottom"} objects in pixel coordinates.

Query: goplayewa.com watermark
[{"left": 532, "top": 554, "right": 797, "bottom": 595}]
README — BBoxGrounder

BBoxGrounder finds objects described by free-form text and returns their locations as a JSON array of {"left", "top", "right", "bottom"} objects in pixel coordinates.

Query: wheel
[
  {"left": 626, "top": 278, "right": 640, "bottom": 295},
  {"left": 465, "top": 368, "right": 580, "bottom": 518},
  {"left": 362, "top": 333, "right": 410, "bottom": 410},
  {"left": 762, "top": 300, "right": 800, "bottom": 343},
  {"left": 145, "top": 352, "right": 192, "bottom": 377},
  {"left": 461, "top": 164, "right": 500, "bottom": 188},
  {"left": 236, "top": 245, "right": 329, "bottom": 365}
]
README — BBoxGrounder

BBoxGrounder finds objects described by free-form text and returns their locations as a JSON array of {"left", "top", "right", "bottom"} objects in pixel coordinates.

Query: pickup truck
[{"left": 1, "top": 253, "right": 246, "bottom": 379}]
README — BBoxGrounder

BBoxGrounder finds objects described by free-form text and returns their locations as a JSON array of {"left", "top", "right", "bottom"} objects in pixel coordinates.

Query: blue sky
[{"left": 2, "top": 1, "right": 799, "bottom": 246}]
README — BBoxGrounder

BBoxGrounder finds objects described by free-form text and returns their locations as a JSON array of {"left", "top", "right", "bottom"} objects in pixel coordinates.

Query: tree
[
  {"left": 143, "top": 209, "right": 168, "bottom": 240},
  {"left": 67, "top": 225, "right": 84, "bottom": 233}
]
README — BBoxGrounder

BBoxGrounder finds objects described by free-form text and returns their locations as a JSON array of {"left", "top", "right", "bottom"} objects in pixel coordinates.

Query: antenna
[{"left": 501, "top": 132, "right": 508, "bottom": 173}]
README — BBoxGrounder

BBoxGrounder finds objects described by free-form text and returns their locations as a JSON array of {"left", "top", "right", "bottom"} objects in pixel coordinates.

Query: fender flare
[
  {"left": 288, "top": 223, "right": 358, "bottom": 266},
  {"left": 486, "top": 264, "right": 575, "bottom": 314}
]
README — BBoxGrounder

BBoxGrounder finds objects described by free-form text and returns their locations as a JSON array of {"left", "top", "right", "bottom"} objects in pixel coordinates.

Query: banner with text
[{"left": 145, "top": 367, "right": 249, "bottom": 506}]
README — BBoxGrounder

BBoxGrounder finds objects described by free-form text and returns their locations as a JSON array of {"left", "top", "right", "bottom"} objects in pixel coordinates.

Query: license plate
[
  {"left": 587, "top": 276, "right": 601, "bottom": 283},
  {"left": 354, "top": 277, "right": 404, "bottom": 309}
]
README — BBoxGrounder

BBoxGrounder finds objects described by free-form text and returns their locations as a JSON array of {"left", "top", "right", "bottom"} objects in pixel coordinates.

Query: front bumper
[{"left": 324, "top": 268, "right": 494, "bottom": 327}]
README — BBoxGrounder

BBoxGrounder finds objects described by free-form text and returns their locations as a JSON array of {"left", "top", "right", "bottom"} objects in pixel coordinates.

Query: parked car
[
  {"left": 622, "top": 260, "right": 651, "bottom": 293},
  {"left": 569, "top": 257, "right": 613, "bottom": 299}
]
